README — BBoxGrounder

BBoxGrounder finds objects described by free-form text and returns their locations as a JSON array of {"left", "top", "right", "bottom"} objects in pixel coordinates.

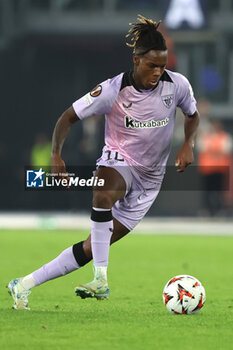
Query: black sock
[{"left": 72, "top": 241, "right": 92, "bottom": 267}]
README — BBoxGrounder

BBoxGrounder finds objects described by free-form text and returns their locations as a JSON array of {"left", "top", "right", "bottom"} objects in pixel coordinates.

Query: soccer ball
[{"left": 162, "top": 275, "right": 206, "bottom": 315}]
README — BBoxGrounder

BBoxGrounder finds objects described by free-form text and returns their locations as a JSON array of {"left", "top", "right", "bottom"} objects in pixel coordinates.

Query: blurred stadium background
[{"left": 0, "top": 0, "right": 233, "bottom": 230}]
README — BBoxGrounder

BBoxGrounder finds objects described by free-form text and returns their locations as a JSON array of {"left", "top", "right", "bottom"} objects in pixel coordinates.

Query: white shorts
[{"left": 96, "top": 146, "right": 162, "bottom": 231}]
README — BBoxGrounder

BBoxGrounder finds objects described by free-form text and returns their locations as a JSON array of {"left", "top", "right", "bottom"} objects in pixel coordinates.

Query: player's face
[{"left": 133, "top": 50, "right": 168, "bottom": 90}]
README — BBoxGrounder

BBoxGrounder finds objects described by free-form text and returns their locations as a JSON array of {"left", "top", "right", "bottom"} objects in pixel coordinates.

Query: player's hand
[
  {"left": 175, "top": 142, "right": 194, "bottom": 173},
  {"left": 51, "top": 154, "right": 70, "bottom": 187}
]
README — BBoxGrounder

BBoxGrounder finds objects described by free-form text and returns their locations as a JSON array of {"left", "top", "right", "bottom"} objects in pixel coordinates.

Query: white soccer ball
[{"left": 162, "top": 275, "right": 206, "bottom": 315}]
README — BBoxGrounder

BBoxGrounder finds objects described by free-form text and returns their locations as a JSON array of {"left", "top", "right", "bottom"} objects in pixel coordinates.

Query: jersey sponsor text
[{"left": 124, "top": 115, "right": 169, "bottom": 129}]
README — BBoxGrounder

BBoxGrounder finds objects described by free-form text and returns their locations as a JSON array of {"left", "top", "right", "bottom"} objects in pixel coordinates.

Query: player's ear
[{"left": 133, "top": 55, "right": 140, "bottom": 66}]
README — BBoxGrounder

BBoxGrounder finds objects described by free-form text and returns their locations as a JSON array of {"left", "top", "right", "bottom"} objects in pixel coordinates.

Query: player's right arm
[
  {"left": 51, "top": 106, "right": 79, "bottom": 174},
  {"left": 51, "top": 73, "right": 122, "bottom": 174}
]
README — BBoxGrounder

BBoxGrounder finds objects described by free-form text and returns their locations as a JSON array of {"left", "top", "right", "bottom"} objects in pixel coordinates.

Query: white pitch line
[
  {"left": 0, "top": 213, "right": 232, "bottom": 235},
  {"left": 134, "top": 218, "right": 233, "bottom": 236}
]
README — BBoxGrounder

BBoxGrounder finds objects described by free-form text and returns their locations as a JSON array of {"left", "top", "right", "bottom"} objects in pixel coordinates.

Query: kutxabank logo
[
  {"left": 124, "top": 115, "right": 169, "bottom": 129},
  {"left": 26, "top": 168, "right": 45, "bottom": 188}
]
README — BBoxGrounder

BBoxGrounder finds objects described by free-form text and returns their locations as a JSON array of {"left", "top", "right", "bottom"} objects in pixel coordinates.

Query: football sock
[
  {"left": 91, "top": 207, "right": 113, "bottom": 280},
  {"left": 94, "top": 266, "right": 108, "bottom": 282},
  {"left": 32, "top": 246, "right": 80, "bottom": 286},
  {"left": 19, "top": 209, "right": 113, "bottom": 288},
  {"left": 72, "top": 241, "right": 92, "bottom": 266},
  {"left": 21, "top": 273, "right": 36, "bottom": 290}
]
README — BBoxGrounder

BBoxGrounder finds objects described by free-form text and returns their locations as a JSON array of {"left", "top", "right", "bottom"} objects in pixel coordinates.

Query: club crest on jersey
[
  {"left": 90, "top": 84, "right": 102, "bottom": 97},
  {"left": 162, "top": 95, "right": 174, "bottom": 108}
]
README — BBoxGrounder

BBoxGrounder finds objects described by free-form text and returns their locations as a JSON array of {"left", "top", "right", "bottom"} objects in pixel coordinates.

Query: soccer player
[{"left": 8, "top": 15, "right": 199, "bottom": 309}]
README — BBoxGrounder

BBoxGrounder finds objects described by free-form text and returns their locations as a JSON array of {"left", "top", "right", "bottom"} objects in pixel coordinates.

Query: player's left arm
[{"left": 175, "top": 111, "right": 200, "bottom": 173}]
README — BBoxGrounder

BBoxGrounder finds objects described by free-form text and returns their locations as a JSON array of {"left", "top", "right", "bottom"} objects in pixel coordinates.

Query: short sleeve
[
  {"left": 72, "top": 73, "right": 123, "bottom": 120},
  {"left": 176, "top": 73, "right": 197, "bottom": 116}
]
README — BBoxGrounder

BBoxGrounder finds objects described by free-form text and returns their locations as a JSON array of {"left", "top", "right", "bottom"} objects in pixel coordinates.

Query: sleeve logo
[
  {"left": 90, "top": 84, "right": 102, "bottom": 97},
  {"left": 84, "top": 93, "right": 93, "bottom": 106},
  {"left": 189, "top": 84, "right": 194, "bottom": 98}
]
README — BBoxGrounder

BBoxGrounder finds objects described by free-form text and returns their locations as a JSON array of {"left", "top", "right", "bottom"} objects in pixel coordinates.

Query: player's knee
[
  {"left": 92, "top": 191, "right": 115, "bottom": 209},
  {"left": 110, "top": 222, "right": 130, "bottom": 244}
]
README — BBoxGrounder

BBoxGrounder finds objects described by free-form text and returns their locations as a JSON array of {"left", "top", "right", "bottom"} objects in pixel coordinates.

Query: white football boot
[
  {"left": 75, "top": 266, "right": 109, "bottom": 300},
  {"left": 7, "top": 278, "right": 31, "bottom": 310}
]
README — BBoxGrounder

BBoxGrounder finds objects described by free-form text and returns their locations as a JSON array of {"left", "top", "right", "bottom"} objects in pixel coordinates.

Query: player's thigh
[{"left": 92, "top": 166, "right": 126, "bottom": 207}]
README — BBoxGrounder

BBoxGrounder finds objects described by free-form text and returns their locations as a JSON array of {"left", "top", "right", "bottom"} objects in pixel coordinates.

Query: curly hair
[{"left": 126, "top": 14, "right": 167, "bottom": 55}]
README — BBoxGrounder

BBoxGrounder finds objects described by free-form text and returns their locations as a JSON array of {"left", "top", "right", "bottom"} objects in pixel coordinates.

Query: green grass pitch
[{"left": 0, "top": 230, "right": 233, "bottom": 350}]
